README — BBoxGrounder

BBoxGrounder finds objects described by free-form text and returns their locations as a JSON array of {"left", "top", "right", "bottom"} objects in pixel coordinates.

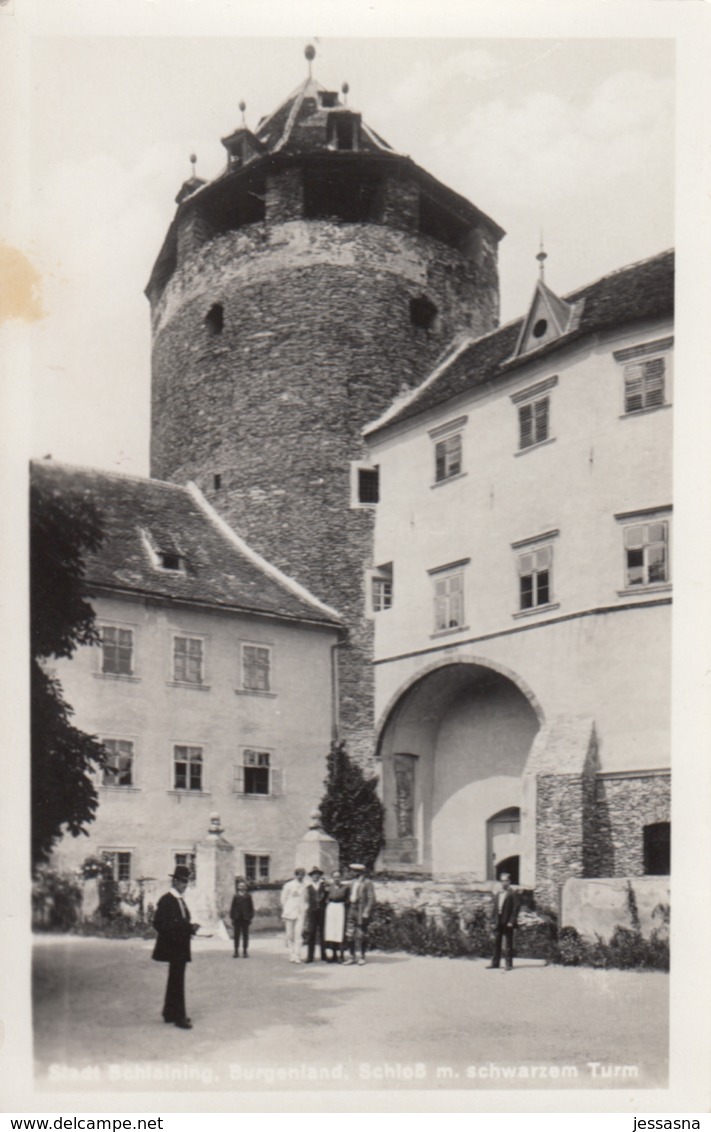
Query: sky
[{"left": 27, "top": 35, "right": 674, "bottom": 475}]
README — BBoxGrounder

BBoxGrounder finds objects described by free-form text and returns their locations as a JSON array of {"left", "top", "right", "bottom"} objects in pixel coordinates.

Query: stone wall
[
  {"left": 589, "top": 771, "right": 670, "bottom": 876},
  {"left": 561, "top": 876, "right": 670, "bottom": 942},
  {"left": 372, "top": 877, "right": 497, "bottom": 923}
]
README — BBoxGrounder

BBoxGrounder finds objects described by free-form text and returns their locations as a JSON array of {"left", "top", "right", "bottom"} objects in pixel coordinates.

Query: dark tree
[
  {"left": 319, "top": 739, "right": 385, "bottom": 870},
  {"left": 30, "top": 474, "right": 106, "bottom": 868}
]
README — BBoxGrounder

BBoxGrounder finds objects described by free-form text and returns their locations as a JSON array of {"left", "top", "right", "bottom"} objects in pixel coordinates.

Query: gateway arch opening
[{"left": 378, "top": 661, "right": 540, "bottom": 877}]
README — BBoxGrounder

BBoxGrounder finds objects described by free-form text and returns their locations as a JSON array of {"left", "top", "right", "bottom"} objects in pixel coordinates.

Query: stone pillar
[
  {"left": 193, "top": 813, "right": 235, "bottom": 939},
  {"left": 522, "top": 716, "right": 598, "bottom": 912},
  {"left": 294, "top": 809, "right": 339, "bottom": 875}
]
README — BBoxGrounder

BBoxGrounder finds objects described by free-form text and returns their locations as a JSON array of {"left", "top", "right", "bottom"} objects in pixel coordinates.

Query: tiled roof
[
  {"left": 254, "top": 77, "right": 394, "bottom": 157},
  {"left": 31, "top": 461, "right": 342, "bottom": 629},
  {"left": 365, "top": 249, "right": 674, "bottom": 436}
]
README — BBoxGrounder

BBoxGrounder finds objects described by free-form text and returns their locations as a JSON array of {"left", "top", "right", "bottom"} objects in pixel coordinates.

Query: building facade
[
  {"left": 35, "top": 461, "right": 341, "bottom": 885},
  {"left": 145, "top": 72, "right": 504, "bottom": 764},
  {"left": 363, "top": 251, "right": 673, "bottom": 907}
]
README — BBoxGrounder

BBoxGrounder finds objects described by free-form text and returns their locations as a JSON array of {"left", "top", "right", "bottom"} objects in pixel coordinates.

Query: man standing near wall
[
  {"left": 487, "top": 872, "right": 520, "bottom": 972},
  {"left": 281, "top": 867, "right": 306, "bottom": 964},
  {"left": 304, "top": 866, "right": 327, "bottom": 963},
  {"left": 344, "top": 863, "right": 376, "bottom": 966}
]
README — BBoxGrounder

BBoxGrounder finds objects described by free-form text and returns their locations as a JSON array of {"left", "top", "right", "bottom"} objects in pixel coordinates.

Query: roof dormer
[
  {"left": 511, "top": 246, "right": 584, "bottom": 359},
  {"left": 220, "top": 124, "right": 265, "bottom": 168}
]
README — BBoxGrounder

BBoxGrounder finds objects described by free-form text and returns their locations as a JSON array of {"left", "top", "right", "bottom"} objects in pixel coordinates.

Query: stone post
[
  {"left": 294, "top": 808, "right": 339, "bottom": 875},
  {"left": 193, "top": 813, "right": 235, "bottom": 940}
]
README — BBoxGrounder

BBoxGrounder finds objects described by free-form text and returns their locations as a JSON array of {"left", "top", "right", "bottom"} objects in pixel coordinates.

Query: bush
[
  {"left": 319, "top": 740, "right": 384, "bottom": 869},
  {"left": 32, "top": 866, "right": 82, "bottom": 932},
  {"left": 73, "top": 913, "right": 155, "bottom": 940},
  {"left": 555, "top": 924, "right": 669, "bottom": 971},
  {"left": 368, "top": 901, "right": 668, "bottom": 970}
]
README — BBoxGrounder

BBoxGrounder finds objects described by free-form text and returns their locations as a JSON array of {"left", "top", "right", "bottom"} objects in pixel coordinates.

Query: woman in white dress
[{"left": 323, "top": 869, "right": 349, "bottom": 963}]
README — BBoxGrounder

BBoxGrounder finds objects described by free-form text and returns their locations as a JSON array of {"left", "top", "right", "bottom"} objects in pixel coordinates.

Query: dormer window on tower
[
  {"left": 327, "top": 111, "right": 361, "bottom": 151},
  {"left": 318, "top": 91, "right": 339, "bottom": 109}
]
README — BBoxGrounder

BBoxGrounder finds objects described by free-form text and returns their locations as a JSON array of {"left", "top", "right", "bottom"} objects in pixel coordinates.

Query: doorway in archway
[
  {"left": 496, "top": 855, "right": 520, "bottom": 885},
  {"left": 487, "top": 807, "right": 521, "bottom": 881}
]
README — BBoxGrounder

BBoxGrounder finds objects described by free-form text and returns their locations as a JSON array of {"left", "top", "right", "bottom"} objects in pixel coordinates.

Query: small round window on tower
[
  {"left": 532, "top": 318, "right": 548, "bottom": 339},
  {"left": 410, "top": 295, "right": 438, "bottom": 332},
  {"left": 205, "top": 303, "right": 224, "bottom": 336}
]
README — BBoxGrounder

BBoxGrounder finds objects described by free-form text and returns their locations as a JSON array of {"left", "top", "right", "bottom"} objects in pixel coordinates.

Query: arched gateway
[{"left": 376, "top": 659, "right": 542, "bottom": 879}]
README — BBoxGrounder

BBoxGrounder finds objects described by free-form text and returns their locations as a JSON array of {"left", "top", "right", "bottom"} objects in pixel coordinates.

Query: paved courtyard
[{"left": 33, "top": 933, "right": 668, "bottom": 1093}]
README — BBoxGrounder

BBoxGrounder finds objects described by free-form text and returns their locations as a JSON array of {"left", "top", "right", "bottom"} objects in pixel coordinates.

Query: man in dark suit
[
  {"left": 152, "top": 865, "right": 199, "bottom": 1028},
  {"left": 303, "top": 866, "right": 328, "bottom": 963},
  {"left": 487, "top": 872, "right": 520, "bottom": 972}
]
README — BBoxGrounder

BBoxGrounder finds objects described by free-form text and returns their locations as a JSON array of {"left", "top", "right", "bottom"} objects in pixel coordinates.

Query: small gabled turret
[{"left": 512, "top": 243, "right": 584, "bottom": 358}]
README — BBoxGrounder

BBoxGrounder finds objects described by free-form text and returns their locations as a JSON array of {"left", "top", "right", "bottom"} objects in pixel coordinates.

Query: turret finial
[
  {"left": 189, "top": 153, "right": 198, "bottom": 178},
  {"left": 305, "top": 44, "right": 316, "bottom": 78},
  {"left": 239, "top": 100, "right": 247, "bottom": 127},
  {"left": 536, "top": 232, "right": 547, "bottom": 281},
  {"left": 341, "top": 81, "right": 349, "bottom": 106}
]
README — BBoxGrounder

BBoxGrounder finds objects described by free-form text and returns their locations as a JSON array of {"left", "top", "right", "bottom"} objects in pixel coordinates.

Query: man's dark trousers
[
  {"left": 164, "top": 960, "right": 187, "bottom": 1022},
  {"left": 491, "top": 925, "right": 515, "bottom": 970},
  {"left": 307, "top": 913, "right": 325, "bottom": 962}
]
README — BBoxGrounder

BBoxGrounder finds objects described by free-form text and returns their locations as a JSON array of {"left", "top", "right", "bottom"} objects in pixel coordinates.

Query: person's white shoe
[{"left": 357, "top": 959, "right": 366, "bottom": 966}]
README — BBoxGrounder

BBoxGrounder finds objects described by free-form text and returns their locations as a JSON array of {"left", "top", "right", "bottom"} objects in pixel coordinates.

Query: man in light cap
[
  {"left": 344, "top": 863, "right": 376, "bottom": 966},
  {"left": 303, "top": 866, "right": 328, "bottom": 963},
  {"left": 280, "top": 867, "right": 306, "bottom": 963},
  {"left": 152, "top": 865, "right": 200, "bottom": 1028}
]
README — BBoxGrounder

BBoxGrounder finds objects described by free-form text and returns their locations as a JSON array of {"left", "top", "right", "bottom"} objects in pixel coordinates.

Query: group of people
[
  {"left": 151, "top": 862, "right": 518, "bottom": 1031},
  {"left": 279, "top": 864, "right": 376, "bottom": 966}
]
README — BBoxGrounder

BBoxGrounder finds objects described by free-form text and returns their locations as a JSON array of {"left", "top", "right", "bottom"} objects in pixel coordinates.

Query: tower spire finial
[
  {"left": 305, "top": 44, "right": 316, "bottom": 79},
  {"left": 536, "top": 231, "right": 547, "bottom": 281},
  {"left": 189, "top": 153, "right": 198, "bottom": 179},
  {"left": 239, "top": 100, "right": 247, "bottom": 127}
]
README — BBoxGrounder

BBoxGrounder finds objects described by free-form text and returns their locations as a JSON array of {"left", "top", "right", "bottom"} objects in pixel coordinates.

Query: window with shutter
[
  {"left": 433, "top": 570, "right": 465, "bottom": 631},
  {"left": 518, "top": 396, "right": 549, "bottom": 449},
  {"left": 434, "top": 434, "right": 462, "bottom": 482},
  {"left": 624, "top": 356, "right": 665, "bottom": 413},
  {"left": 242, "top": 645, "right": 271, "bottom": 692}
]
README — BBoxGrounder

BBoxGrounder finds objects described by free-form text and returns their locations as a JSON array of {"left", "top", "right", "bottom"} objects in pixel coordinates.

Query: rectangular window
[
  {"left": 101, "top": 626, "right": 133, "bottom": 676},
  {"left": 624, "top": 357, "right": 665, "bottom": 413},
  {"left": 518, "top": 545, "right": 552, "bottom": 610},
  {"left": 244, "top": 854, "right": 270, "bottom": 883},
  {"left": 173, "top": 851, "right": 196, "bottom": 882},
  {"left": 242, "top": 645, "right": 271, "bottom": 692},
  {"left": 101, "top": 850, "right": 132, "bottom": 883},
  {"left": 433, "top": 571, "right": 464, "bottom": 632},
  {"left": 243, "top": 749, "right": 271, "bottom": 796},
  {"left": 372, "top": 563, "right": 393, "bottom": 612},
  {"left": 435, "top": 434, "right": 462, "bottom": 483},
  {"left": 173, "top": 745, "right": 203, "bottom": 791},
  {"left": 518, "top": 397, "right": 549, "bottom": 449},
  {"left": 173, "top": 636, "right": 204, "bottom": 684},
  {"left": 358, "top": 466, "right": 380, "bottom": 504},
  {"left": 102, "top": 739, "right": 134, "bottom": 787},
  {"left": 624, "top": 520, "right": 669, "bottom": 587}
]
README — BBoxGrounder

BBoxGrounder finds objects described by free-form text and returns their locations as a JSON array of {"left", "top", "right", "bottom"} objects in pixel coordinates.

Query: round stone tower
[{"left": 146, "top": 62, "right": 505, "bottom": 764}]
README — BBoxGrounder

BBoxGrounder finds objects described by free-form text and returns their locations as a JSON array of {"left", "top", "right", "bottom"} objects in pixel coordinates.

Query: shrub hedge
[{"left": 367, "top": 901, "right": 668, "bottom": 971}]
